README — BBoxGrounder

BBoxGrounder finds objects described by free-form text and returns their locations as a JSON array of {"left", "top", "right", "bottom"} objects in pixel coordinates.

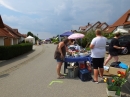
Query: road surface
[{"left": 0, "top": 44, "right": 129, "bottom": 97}]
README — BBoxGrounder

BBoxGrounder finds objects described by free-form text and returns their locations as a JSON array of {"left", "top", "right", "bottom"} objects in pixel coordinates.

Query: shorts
[
  {"left": 109, "top": 51, "right": 118, "bottom": 56},
  {"left": 92, "top": 58, "right": 104, "bottom": 69},
  {"left": 56, "top": 59, "right": 64, "bottom": 63}
]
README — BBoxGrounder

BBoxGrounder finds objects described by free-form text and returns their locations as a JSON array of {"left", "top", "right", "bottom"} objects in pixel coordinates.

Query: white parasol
[{"left": 68, "top": 33, "right": 85, "bottom": 39}]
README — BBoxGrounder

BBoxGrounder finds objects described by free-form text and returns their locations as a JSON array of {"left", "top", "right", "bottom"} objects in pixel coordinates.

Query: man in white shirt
[{"left": 89, "top": 29, "right": 107, "bottom": 83}]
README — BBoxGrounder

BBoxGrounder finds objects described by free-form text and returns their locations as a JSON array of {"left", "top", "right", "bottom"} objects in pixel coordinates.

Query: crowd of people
[{"left": 54, "top": 29, "right": 125, "bottom": 82}]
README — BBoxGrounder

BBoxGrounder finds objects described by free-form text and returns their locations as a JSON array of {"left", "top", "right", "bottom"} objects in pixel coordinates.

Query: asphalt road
[{"left": 0, "top": 44, "right": 129, "bottom": 97}]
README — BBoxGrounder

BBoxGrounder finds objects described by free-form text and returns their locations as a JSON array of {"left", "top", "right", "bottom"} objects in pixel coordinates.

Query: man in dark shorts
[
  {"left": 90, "top": 29, "right": 107, "bottom": 83},
  {"left": 104, "top": 32, "right": 125, "bottom": 66}
]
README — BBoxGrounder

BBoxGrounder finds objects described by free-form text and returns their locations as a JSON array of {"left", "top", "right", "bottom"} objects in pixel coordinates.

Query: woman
[
  {"left": 89, "top": 29, "right": 107, "bottom": 83},
  {"left": 54, "top": 38, "right": 74, "bottom": 79},
  {"left": 104, "top": 32, "right": 125, "bottom": 66}
]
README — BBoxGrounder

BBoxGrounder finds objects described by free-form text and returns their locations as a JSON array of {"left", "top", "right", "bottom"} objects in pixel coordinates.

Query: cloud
[
  {"left": 2, "top": 15, "right": 56, "bottom": 39},
  {"left": 0, "top": 0, "right": 19, "bottom": 12},
  {"left": 0, "top": 0, "right": 130, "bottom": 39}
]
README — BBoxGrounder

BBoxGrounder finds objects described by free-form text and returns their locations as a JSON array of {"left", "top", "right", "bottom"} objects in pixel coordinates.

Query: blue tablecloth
[
  {"left": 64, "top": 55, "right": 91, "bottom": 62},
  {"left": 64, "top": 55, "right": 92, "bottom": 73}
]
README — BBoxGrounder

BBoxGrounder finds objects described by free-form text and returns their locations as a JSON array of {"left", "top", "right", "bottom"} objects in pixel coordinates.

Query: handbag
[{"left": 110, "top": 62, "right": 121, "bottom": 68}]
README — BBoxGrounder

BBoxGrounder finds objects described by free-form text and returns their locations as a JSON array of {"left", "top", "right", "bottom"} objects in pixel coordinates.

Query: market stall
[
  {"left": 63, "top": 33, "right": 92, "bottom": 81},
  {"left": 25, "top": 35, "right": 35, "bottom": 44},
  {"left": 64, "top": 55, "right": 91, "bottom": 73},
  {"left": 60, "top": 31, "right": 73, "bottom": 37}
]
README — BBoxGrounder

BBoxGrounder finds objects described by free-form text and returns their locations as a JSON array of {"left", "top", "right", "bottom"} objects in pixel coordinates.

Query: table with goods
[{"left": 64, "top": 47, "right": 93, "bottom": 81}]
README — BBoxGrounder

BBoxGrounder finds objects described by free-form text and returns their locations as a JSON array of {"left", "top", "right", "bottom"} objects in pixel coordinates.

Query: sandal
[
  {"left": 57, "top": 76, "right": 65, "bottom": 79},
  {"left": 60, "top": 73, "right": 65, "bottom": 76},
  {"left": 92, "top": 79, "right": 99, "bottom": 84},
  {"left": 98, "top": 75, "right": 104, "bottom": 80}
]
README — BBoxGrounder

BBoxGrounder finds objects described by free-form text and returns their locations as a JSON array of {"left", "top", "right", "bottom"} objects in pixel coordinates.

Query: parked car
[
  {"left": 106, "top": 35, "right": 130, "bottom": 55},
  {"left": 106, "top": 38, "right": 112, "bottom": 51}
]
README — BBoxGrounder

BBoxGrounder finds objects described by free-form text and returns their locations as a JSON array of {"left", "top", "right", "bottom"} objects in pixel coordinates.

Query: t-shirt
[
  {"left": 90, "top": 36, "right": 107, "bottom": 58},
  {"left": 109, "top": 38, "right": 119, "bottom": 53}
]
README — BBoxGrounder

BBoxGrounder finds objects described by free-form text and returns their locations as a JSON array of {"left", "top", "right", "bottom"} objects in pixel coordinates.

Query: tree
[
  {"left": 77, "top": 30, "right": 96, "bottom": 48},
  {"left": 77, "top": 30, "right": 114, "bottom": 48},
  {"left": 27, "top": 31, "right": 40, "bottom": 43},
  {"left": 27, "top": 32, "right": 34, "bottom": 37},
  {"left": 33, "top": 35, "right": 39, "bottom": 42}
]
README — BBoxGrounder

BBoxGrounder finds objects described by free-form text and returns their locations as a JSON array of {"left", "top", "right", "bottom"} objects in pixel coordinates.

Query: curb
[{"left": 0, "top": 45, "right": 45, "bottom": 75}]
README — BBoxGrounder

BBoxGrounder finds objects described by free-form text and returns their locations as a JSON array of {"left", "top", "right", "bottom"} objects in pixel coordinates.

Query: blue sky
[{"left": 0, "top": 0, "right": 130, "bottom": 39}]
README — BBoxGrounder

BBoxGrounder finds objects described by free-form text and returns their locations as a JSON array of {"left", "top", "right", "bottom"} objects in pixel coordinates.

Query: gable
[
  {"left": 0, "top": 15, "right": 4, "bottom": 28},
  {"left": 111, "top": 9, "right": 130, "bottom": 27}
]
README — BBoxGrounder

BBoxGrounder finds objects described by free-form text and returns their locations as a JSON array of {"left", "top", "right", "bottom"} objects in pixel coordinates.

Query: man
[
  {"left": 89, "top": 29, "right": 107, "bottom": 83},
  {"left": 104, "top": 32, "right": 125, "bottom": 66}
]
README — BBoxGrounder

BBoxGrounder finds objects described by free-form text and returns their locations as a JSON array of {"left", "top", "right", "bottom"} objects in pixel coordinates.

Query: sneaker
[
  {"left": 99, "top": 76, "right": 104, "bottom": 80},
  {"left": 92, "top": 79, "right": 99, "bottom": 84}
]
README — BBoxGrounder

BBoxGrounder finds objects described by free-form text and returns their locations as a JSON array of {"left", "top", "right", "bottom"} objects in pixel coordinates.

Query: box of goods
[
  {"left": 103, "top": 70, "right": 111, "bottom": 76},
  {"left": 79, "top": 69, "right": 92, "bottom": 81},
  {"left": 109, "top": 62, "right": 129, "bottom": 75},
  {"left": 67, "top": 66, "right": 79, "bottom": 78},
  {"left": 109, "top": 67, "right": 126, "bottom": 75}
]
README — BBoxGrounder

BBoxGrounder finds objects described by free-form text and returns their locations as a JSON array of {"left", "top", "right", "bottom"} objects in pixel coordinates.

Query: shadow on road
[
  {"left": 0, "top": 74, "right": 9, "bottom": 78},
  {"left": 0, "top": 50, "right": 35, "bottom": 68},
  {"left": 121, "top": 83, "right": 130, "bottom": 97}
]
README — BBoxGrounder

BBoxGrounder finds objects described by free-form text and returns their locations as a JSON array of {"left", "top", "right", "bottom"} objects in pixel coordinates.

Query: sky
[{"left": 0, "top": 0, "right": 130, "bottom": 39}]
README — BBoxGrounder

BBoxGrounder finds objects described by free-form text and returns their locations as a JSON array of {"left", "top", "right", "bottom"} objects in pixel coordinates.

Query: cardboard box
[
  {"left": 109, "top": 67, "right": 126, "bottom": 75},
  {"left": 103, "top": 70, "right": 111, "bottom": 76}
]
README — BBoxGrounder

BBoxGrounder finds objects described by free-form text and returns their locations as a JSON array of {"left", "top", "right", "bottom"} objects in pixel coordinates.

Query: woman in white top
[{"left": 89, "top": 29, "right": 107, "bottom": 83}]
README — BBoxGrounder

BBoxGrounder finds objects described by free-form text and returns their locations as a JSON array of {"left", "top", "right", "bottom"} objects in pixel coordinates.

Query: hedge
[{"left": 0, "top": 43, "right": 33, "bottom": 60}]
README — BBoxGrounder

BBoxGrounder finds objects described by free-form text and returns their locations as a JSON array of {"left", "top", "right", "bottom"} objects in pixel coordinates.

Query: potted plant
[{"left": 104, "top": 68, "right": 130, "bottom": 96}]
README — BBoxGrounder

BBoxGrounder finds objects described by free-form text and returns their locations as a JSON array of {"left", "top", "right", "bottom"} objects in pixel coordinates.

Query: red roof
[
  {"left": 79, "top": 26, "right": 87, "bottom": 30},
  {"left": 111, "top": 9, "right": 130, "bottom": 27},
  {"left": 79, "top": 23, "right": 92, "bottom": 31},
  {"left": 0, "top": 28, "right": 14, "bottom": 37},
  {"left": 4, "top": 24, "right": 21, "bottom": 38},
  {"left": 123, "top": 21, "right": 130, "bottom": 25},
  {"left": 105, "top": 27, "right": 117, "bottom": 33},
  {"left": 13, "top": 29, "right": 23, "bottom": 37},
  {"left": 0, "top": 16, "right": 24, "bottom": 38},
  {"left": 21, "top": 34, "right": 27, "bottom": 38},
  {"left": 107, "top": 9, "right": 130, "bottom": 33}
]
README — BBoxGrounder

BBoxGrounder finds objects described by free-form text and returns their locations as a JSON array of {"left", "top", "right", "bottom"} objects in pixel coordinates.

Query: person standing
[
  {"left": 54, "top": 38, "right": 74, "bottom": 79},
  {"left": 89, "top": 29, "right": 107, "bottom": 83},
  {"left": 104, "top": 32, "right": 125, "bottom": 66}
]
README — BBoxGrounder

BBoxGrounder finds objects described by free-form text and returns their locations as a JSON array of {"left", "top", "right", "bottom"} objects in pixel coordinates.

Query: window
[
  {"left": 101, "top": 25, "right": 107, "bottom": 30},
  {"left": 127, "top": 15, "right": 130, "bottom": 21}
]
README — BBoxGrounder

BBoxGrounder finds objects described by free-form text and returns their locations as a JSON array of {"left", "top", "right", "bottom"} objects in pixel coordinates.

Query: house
[
  {"left": 106, "top": 9, "right": 130, "bottom": 34},
  {"left": 0, "top": 15, "right": 14, "bottom": 46},
  {"left": 78, "top": 23, "right": 92, "bottom": 31},
  {"left": 0, "top": 15, "right": 25, "bottom": 46},
  {"left": 79, "top": 21, "right": 109, "bottom": 33}
]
